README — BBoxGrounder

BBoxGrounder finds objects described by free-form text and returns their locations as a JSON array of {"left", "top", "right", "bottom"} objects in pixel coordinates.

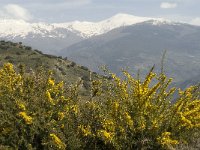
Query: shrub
[
  {"left": 80, "top": 66, "right": 89, "bottom": 71},
  {"left": 0, "top": 63, "right": 199, "bottom": 149},
  {"left": 76, "top": 68, "right": 200, "bottom": 149},
  {"left": 16, "top": 52, "right": 22, "bottom": 55},
  {"left": 25, "top": 46, "right": 32, "bottom": 50},
  {"left": 4, "top": 56, "right": 13, "bottom": 60},
  {"left": 44, "top": 54, "right": 57, "bottom": 59},
  {"left": 0, "top": 63, "right": 81, "bottom": 149},
  {"left": 34, "top": 49, "right": 43, "bottom": 54},
  {"left": 70, "top": 62, "right": 76, "bottom": 67}
]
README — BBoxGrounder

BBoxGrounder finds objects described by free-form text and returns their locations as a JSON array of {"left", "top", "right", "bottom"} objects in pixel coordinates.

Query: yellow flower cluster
[
  {"left": 157, "top": 132, "right": 179, "bottom": 146},
  {"left": 45, "top": 75, "right": 66, "bottom": 107},
  {"left": 58, "top": 112, "right": 65, "bottom": 121},
  {"left": 78, "top": 125, "right": 92, "bottom": 137},
  {"left": 112, "top": 101, "right": 119, "bottom": 112},
  {"left": 97, "top": 130, "right": 114, "bottom": 143},
  {"left": 179, "top": 112, "right": 193, "bottom": 128},
  {"left": 18, "top": 112, "right": 33, "bottom": 125},
  {"left": 48, "top": 78, "right": 55, "bottom": 86},
  {"left": 111, "top": 73, "right": 128, "bottom": 99},
  {"left": 46, "top": 90, "right": 55, "bottom": 105},
  {"left": 0, "top": 63, "right": 22, "bottom": 92},
  {"left": 16, "top": 101, "right": 26, "bottom": 111},
  {"left": 50, "top": 133, "right": 66, "bottom": 149},
  {"left": 173, "top": 86, "right": 200, "bottom": 130},
  {"left": 142, "top": 71, "right": 156, "bottom": 89},
  {"left": 124, "top": 112, "right": 134, "bottom": 127},
  {"left": 102, "top": 119, "right": 115, "bottom": 132}
]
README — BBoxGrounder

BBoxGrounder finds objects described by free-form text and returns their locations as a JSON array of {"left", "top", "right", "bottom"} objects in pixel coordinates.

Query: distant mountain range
[
  {"left": 59, "top": 20, "right": 200, "bottom": 84},
  {"left": 0, "top": 13, "right": 199, "bottom": 86},
  {"left": 0, "top": 14, "right": 176, "bottom": 54}
]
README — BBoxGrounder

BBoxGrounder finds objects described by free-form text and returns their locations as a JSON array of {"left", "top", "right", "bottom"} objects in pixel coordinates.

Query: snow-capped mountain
[
  {"left": 0, "top": 13, "right": 173, "bottom": 39},
  {"left": 0, "top": 19, "right": 66, "bottom": 39},
  {"left": 53, "top": 13, "right": 164, "bottom": 37},
  {"left": 0, "top": 13, "right": 180, "bottom": 54},
  {"left": 54, "top": 14, "right": 177, "bottom": 38}
]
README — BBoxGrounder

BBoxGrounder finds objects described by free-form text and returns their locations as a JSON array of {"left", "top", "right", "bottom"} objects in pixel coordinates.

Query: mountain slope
[
  {"left": 59, "top": 21, "right": 200, "bottom": 83},
  {"left": 174, "top": 75, "right": 200, "bottom": 89},
  {"left": 0, "top": 40, "right": 97, "bottom": 92}
]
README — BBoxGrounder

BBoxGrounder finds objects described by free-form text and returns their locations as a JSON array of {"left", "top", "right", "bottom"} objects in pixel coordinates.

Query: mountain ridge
[
  {"left": 59, "top": 21, "right": 200, "bottom": 83},
  {"left": 0, "top": 13, "right": 179, "bottom": 39},
  {"left": 0, "top": 13, "right": 195, "bottom": 54}
]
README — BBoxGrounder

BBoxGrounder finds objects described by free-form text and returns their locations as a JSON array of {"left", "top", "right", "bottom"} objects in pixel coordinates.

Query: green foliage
[{"left": 0, "top": 63, "right": 199, "bottom": 150}]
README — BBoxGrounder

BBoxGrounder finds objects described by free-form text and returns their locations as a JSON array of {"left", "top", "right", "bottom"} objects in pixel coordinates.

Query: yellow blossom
[
  {"left": 102, "top": 119, "right": 115, "bottom": 132},
  {"left": 124, "top": 112, "right": 134, "bottom": 127},
  {"left": 57, "top": 81, "right": 64, "bottom": 88},
  {"left": 50, "top": 133, "right": 66, "bottom": 149},
  {"left": 113, "top": 101, "right": 119, "bottom": 112},
  {"left": 98, "top": 130, "right": 114, "bottom": 143},
  {"left": 46, "top": 90, "right": 55, "bottom": 105},
  {"left": 58, "top": 112, "right": 65, "bottom": 121},
  {"left": 71, "top": 105, "right": 78, "bottom": 114},
  {"left": 3, "top": 63, "right": 14, "bottom": 71},
  {"left": 157, "top": 132, "right": 179, "bottom": 146},
  {"left": 18, "top": 112, "right": 33, "bottom": 125},
  {"left": 16, "top": 101, "right": 26, "bottom": 111},
  {"left": 48, "top": 78, "right": 55, "bottom": 86},
  {"left": 179, "top": 112, "right": 193, "bottom": 128},
  {"left": 78, "top": 125, "right": 92, "bottom": 136}
]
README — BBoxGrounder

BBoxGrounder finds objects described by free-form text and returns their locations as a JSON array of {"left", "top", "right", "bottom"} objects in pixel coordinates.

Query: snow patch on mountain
[
  {"left": 54, "top": 14, "right": 157, "bottom": 37},
  {"left": 0, "top": 19, "right": 65, "bottom": 39},
  {"left": 0, "top": 13, "right": 176, "bottom": 39}
]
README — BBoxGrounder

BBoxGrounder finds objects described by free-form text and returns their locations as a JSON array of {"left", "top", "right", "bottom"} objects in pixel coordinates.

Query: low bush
[{"left": 0, "top": 63, "right": 199, "bottom": 149}]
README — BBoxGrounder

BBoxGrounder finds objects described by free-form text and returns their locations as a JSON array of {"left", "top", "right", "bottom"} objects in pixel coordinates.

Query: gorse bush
[
  {"left": 0, "top": 63, "right": 199, "bottom": 150},
  {"left": 0, "top": 63, "right": 81, "bottom": 149}
]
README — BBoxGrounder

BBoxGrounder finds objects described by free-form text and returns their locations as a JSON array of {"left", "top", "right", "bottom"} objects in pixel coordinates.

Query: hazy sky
[{"left": 0, "top": 0, "right": 199, "bottom": 25}]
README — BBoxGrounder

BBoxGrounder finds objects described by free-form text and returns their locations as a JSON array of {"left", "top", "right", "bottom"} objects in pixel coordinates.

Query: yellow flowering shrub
[
  {"left": 0, "top": 63, "right": 82, "bottom": 149},
  {"left": 77, "top": 68, "right": 199, "bottom": 149},
  {"left": 0, "top": 63, "right": 199, "bottom": 150}
]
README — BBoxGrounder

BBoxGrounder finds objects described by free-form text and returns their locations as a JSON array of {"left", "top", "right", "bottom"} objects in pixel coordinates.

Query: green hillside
[{"left": 0, "top": 40, "right": 98, "bottom": 94}]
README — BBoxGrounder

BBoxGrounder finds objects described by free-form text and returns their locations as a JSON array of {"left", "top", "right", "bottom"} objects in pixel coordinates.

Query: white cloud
[
  {"left": 190, "top": 18, "right": 200, "bottom": 26},
  {"left": 54, "top": 0, "right": 91, "bottom": 7},
  {"left": 1, "top": 4, "right": 32, "bottom": 21},
  {"left": 160, "top": 2, "right": 177, "bottom": 9}
]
